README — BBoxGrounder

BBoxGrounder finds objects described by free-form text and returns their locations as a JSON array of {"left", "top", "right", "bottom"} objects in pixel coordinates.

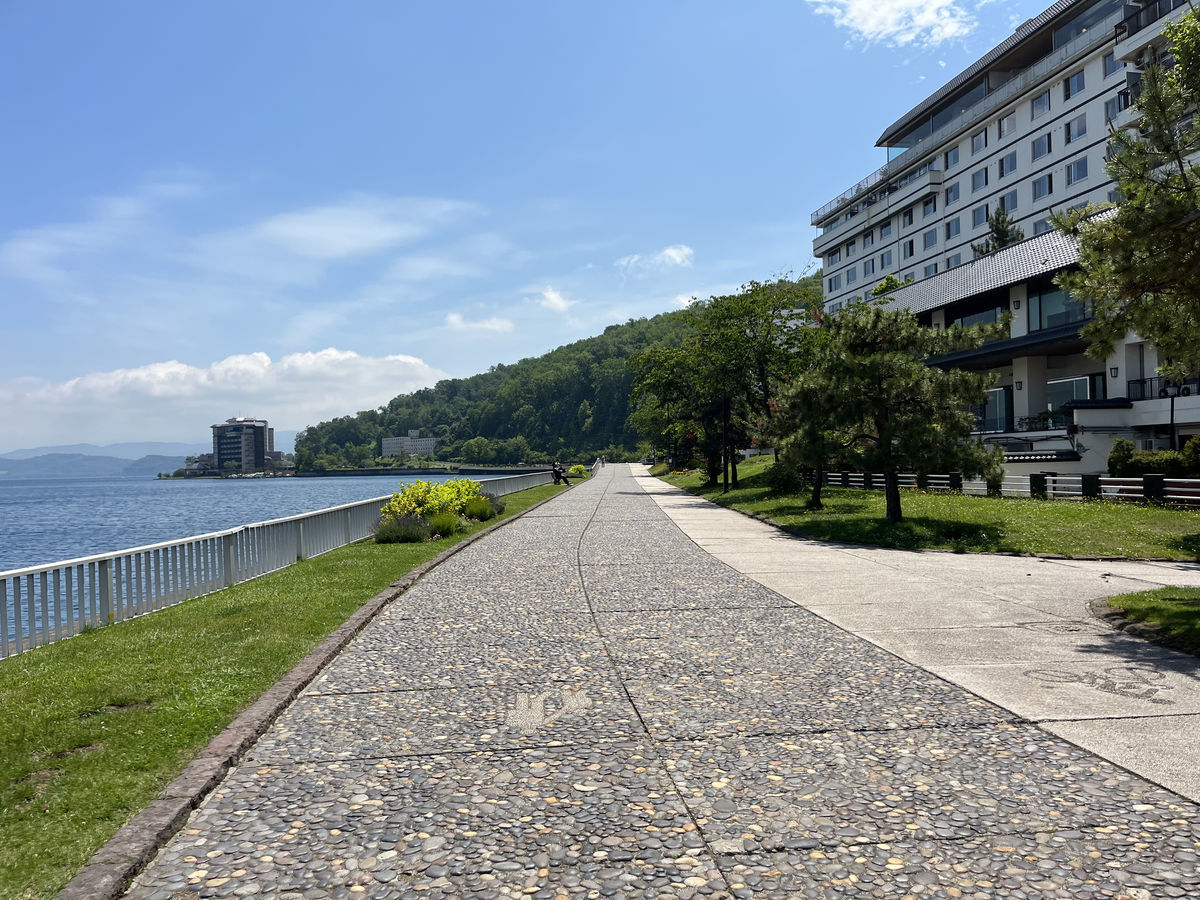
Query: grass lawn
[
  {"left": 1104, "top": 587, "right": 1200, "bottom": 657},
  {"left": 659, "top": 456, "right": 1200, "bottom": 560},
  {"left": 0, "top": 483, "right": 562, "bottom": 900}
]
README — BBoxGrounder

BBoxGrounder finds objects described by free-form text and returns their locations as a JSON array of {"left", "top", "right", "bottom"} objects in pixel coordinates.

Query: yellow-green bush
[
  {"left": 569, "top": 464, "right": 588, "bottom": 478},
  {"left": 380, "top": 478, "right": 483, "bottom": 521}
]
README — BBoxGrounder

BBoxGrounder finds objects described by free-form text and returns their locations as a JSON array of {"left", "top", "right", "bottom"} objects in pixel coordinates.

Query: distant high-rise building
[{"left": 212, "top": 418, "right": 274, "bottom": 471}]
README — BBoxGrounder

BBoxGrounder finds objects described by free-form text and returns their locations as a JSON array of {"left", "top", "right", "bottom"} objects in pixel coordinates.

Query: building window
[
  {"left": 863, "top": 258, "right": 875, "bottom": 276},
  {"left": 998, "top": 111, "right": 1016, "bottom": 137},
  {"left": 1066, "top": 156, "right": 1088, "bottom": 185},
  {"left": 1104, "top": 96, "right": 1123, "bottom": 122},
  {"left": 1033, "top": 174, "right": 1053, "bottom": 199},
  {"left": 827, "top": 249, "right": 841, "bottom": 265},
  {"left": 902, "top": 239, "right": 915, "bottom": 259},
  {"left": 1103, "top": 52, "right": 1124, "bottom": 77},
  {"left": 999, "top": 152, "right": 1017, "bottom": 177},
  {"left": 904, "top": 273, "right": 914, "bottom": 283},
  {"left": 945, "top": 217, "right": 961, "bottom": 239},
  {"left": 880, "top": 249, "right": 893, "bottom": 267},
  {"left": 862, "top": 230, "right": 874, "bottom": 248},
  {"left": 1034, "top": 218, "right": 1052, "bottom": 235},
  {"left": 945, "top": 146, "right": 960, "bottom": 169},
  {"left": 1031, "top": 133, "right": 1051, "bottom": 160},
  {"left": 945, "top": 183, "right": 960, "bottom": 205},
  {"left": 972, "top": 168, "right": 988, "bottom": 191},
  {"left": 1029, "top": 285, "right": 1087, "bottom": 332},
  {"left": 1031, "top": 89, "right": 1050, "bottom": 119},
  {"left": 972, "top": 204, "right": 989, "bottom": 228},
  {"left": 1108, "top": 189, "right": 1123, "bottom": 203},
  {"left": 923, "top": 197, "right": 937, "bottom": 217},
  {"left": 846, "top": 240, "right": 857, "bottom": 258},
  {"left": 1046, "top": 376, "right": 1093, "bottom": 425},
  {"left": 971, "top": 129, "right": 988, "bottom": 154},
  {"left": 828, "top": 274, "right": 841, "bottom": 292},
  {"left": 946, "top": 252, "right": 962, "bottom": 269},
  {"left": 924, "top": 263, "right": 938, "bottom": 278},
  {"left": 923, "top": 228, "right": 938, "bottom": 250},
  {"left": 1065, "top": 113, "right": 1087, "bottom": 144},
  {"left": 999, "top": 190, "right": 1018, "bottom": 213},
  {"left": 1063, "top": 70, "right": 1085, "bottom": 100},
  {"left": 902, "top": 208, "right": 914, "bottom": 227},
  {"left": 880, "top": 221, "right": 892, "bottom": 238},
  {"left": 847, "top": 266, "right": 857, "bottom": 284}
]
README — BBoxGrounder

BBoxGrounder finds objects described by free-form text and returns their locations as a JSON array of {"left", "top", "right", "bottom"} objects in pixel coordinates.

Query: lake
[{"left": 0, "top": 474, "right": 456, "bottom": 572}]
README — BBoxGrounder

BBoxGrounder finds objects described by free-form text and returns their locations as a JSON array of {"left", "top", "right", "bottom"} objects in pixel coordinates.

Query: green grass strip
[
  {"left": 0, "top": 483, "right": 563, "bottom": 899},
  {"left": 661, "top": 457, "right": 1200, "bottom": 560},
  {"left": 1104, "top": 587, "right": 1200, "bottom": 657}
]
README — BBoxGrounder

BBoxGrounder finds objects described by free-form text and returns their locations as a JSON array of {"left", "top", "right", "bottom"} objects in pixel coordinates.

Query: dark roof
[
  {"left": 877, "top": 0, "right": 1092, "bottom": 147},
  {"left": 883, "top": 208, "right": 1116, "bottom": 314}
]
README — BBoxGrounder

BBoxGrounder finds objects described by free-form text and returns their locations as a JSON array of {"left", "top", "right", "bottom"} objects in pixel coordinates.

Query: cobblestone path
[{"left": 126, "top": 465, "right": 1200, "bottom": 899}]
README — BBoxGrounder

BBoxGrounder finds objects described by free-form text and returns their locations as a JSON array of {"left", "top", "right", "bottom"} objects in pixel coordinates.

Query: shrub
[
  {"left": 482, "top": 492, "right": 506, "bottom": 514},
  {"left": 569, "top": 464, "right": 588, "bottom": 478},
  {"left": 428, "top": 511, "right": 463, "bottom": 537},
  {"left": 465, "top": 496, "right": 496, "bottom": 521},
  {"left": 1108, "top": 439, "right": 1136, "bottom": 476},
  {"left": 765, "top": 457, "right": 807, "bottom": 494},
  {"left": 1108, "top": 439, "right": 1198, "bottom": 477},
  {"left": 374, "top": 515, "right": 432, "bottom": 544},
  {"left": 379, "top": 477, "right": 483, "bottom": 521}
]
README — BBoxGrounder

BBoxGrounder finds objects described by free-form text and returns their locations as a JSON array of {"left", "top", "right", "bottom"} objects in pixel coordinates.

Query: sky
[{"left": 0, "top": 0, "right": 1052, "bottom": 453}]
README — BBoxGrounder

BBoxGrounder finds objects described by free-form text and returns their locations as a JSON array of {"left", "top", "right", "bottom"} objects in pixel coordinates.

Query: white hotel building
[{"left": 811, "top": 0, "right": 1198, "bottom": 474}]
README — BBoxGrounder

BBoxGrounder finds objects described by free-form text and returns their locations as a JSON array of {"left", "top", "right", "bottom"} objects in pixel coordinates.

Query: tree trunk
[
  {"left": 808, "top": 464, "right": 825, "bottom": 509},
  {"left": 721, "top": 397, "right": 730, "bottom": 494},
  {"left": 731, "top": 451, "right": 739, "bottom": 488},
  {"left": 884, "top": 468, "right": 903, "bottom": 523}
]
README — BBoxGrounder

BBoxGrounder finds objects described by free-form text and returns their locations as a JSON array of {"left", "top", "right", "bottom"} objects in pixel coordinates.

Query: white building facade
[
  {"left": 811, "top": 0, "right": 1198, "bottom": 474},
  {"left": 382, "top": 430, "right": 438, "bottom": 457}
]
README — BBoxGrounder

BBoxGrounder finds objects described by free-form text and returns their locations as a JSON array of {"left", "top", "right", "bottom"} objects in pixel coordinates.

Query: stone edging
[
  {"left": 54, "top": 489, "right": 567, "bottom": 900},
  {"left": 1087, "top": 596, "right": 1194, "bottom": 655}
]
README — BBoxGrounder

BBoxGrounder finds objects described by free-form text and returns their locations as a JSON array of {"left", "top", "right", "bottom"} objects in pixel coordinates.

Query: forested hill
[{"left": 295, "top": 311, "right": 690, "bottom": 468}]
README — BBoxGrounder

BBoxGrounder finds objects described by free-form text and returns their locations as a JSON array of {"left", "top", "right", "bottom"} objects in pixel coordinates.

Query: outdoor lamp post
[{"left": 1166, "top": 381, "right": 1180, "bottom": 450}]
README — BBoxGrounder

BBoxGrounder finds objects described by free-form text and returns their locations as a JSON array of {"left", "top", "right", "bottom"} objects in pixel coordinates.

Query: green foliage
[
  {"left": 428, "top": 511, "right": 463, "bottom": 537},
  {"left": 464, "top": 496, "right": 497, "bottom": 521},
  {"left": 970, "top": 207, "right": 1025, "bottom": 257},
  {"left": 481, "top": 492, "right": 506, "bottom": 515},
  {"left": 568, "top": 464, "right": 588, "bottom": 478},
  {"left": 379, "top": 477, "right": 482, "bottom": 521},
  {"left": 1053, "top": 9, "right": 1200, "bottom": 382},
  {"left": 1106, "top": 586, "right": 1200, "bottom": 657},
  {"left": 295, "top": 311, "right": 693, "bottom": 469},
  {"left": 374, "top": 515, "right": 433, "bottom": 543},
  {"left": 1108, "top": 436, "right": 1200, "bottom": 477},
  {"left": 1108, "top": 438, "right": 1136, "bottom": 476}
]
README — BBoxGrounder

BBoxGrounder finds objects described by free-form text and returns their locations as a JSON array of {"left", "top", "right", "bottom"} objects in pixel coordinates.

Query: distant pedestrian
[{"left": 552, "top": 460, "right": 572, "bottom": 485}]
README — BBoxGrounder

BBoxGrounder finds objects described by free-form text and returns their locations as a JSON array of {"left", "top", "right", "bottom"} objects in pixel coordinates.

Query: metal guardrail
[{"left": 0, "top": 471, "right": 556, "bottom": 660}]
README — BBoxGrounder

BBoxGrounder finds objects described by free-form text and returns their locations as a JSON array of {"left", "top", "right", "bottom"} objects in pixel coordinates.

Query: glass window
[
  {"left": 923, "top": 263, "right": 938, "bottom": 278},
  {"left": 972, "top": 204, "right": 989, "bottom": 228},
  {"left": 1065, "top": 113, "right": 1087, "bottom": 143},
  {"left": 945, "top": 217, "right": 960, "bottom": 239},
  {"left": 1034, "top": 218, "right": 1053, "bottom": 235},
  {"left": 880, "top": 221, "right": 892, "bottom": 238},
  {"left": 923, "top": 197, "right": 937, "bottom": 217},
  {"left": 999, "top": 152, "right": 1017, "bottom": 177},
  {"left": 972, "top": 168, "right": 988, "bottom": 191},
  {"left": 1066, "top": 156, "right": 1088, "bottom": 185},
  {"left": 902, "top": 239, "right": 915, "bottom": 259},
  {"left": 1032, "top": 133, "right": 1051, "bottom": 160},
  {"left": 1031, "top": 90, "right": 1050, "bottom": 118},
  {"left": 971, "top": 129, "right": 988, "bottom": 154},
  {"left": 846, "top": 240, "right": 856, "bottom": 257},
  {"left": 862, "top": 231, "right": 874, "bottom": 248},
  {"left": 945, "top": 183, "right": 960, "bottom": 205},
  {"left": 863, "top": 257, "right": 875, "bottom": 276},
  {"left": 1063, "top": 70, "right": 1085, "bottom": 100},
  {"left": 847, "top": 266, "right": 857, "bottom": 284},
  {"left": 902, "top": 208, "right": 914, "bottom": 227},
  {"left": 880, "top": 249, "right": 893, "bottom": 267},
  {"left": 975, "top": 386, "right": 1014, "bottom": 433},
  {"left": 1033, "top": 174, "right": 1053, "bottom": 199},
  {"left": 1104, "top": 96, "right": 1123, "bottom": 122},
  {"left": 1029, "top": 285, "right": 1087, "bottom": 331},
  {"left": 999, "top": 190, "right": 1018, "bottom": 212},
  {"left": 1103, "top": 52, "right": 1124, "bottom": 77},
  {"left": 946, "top": 252, "right": 962, "bottom": 269},
  {"left": 827, "top": 249, "right": 841, "bottom": 265},
  {"left": 1045, "top": 376, "right": 1090, "bottom": 426},
  {"left": 923, "top": 228, "right": 938, "bottom": 250},
  {"left": 828, "top": 274, "right": 841, "bottom": 291},
  {"left": 944, "top": 146, "right": 960, "bottom": 169},
  {"left": 998, "top": 112, "right": 1016, "bottom": 137}
]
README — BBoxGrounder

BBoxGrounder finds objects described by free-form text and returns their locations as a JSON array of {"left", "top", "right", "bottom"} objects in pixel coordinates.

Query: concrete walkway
[{"left": 126, "top": 464, "right": 1200, "bottom": 899}]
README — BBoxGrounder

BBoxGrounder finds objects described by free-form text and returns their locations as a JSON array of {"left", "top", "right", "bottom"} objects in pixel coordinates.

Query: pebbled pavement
[{"left": 121, "top": 464, "right": 1200, "bottom": 898}]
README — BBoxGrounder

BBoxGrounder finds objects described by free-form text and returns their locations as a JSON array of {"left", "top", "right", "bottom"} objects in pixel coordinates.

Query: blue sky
[{"left": 0, "top": 0, "right": 1050, "bottom": 452}]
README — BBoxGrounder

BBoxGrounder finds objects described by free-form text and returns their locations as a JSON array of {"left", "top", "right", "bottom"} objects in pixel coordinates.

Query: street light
[{"left": 1166, "top": 381, "right": 1180, "bottom": 451}]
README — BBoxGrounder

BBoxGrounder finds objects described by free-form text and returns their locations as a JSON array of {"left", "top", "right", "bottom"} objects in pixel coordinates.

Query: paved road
[{"left": 126, "top": 464, "right": 1200, "bottom": 899}]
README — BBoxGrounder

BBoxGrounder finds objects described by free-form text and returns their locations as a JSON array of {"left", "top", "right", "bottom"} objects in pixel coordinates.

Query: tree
[
  {"left": 776, "top": 301, "right": 1003, "bottom": 523},
  {"left": 971, "top": 207, "right": 1025, "bottom": 257},
  {"left": 1053, "top": 9, "right": 1200, "bottom": 382}
]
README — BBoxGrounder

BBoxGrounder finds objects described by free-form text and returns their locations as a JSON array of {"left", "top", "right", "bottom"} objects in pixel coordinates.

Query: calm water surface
[{"left": 0, "top": 474, "right": 452, "bottom": 572}]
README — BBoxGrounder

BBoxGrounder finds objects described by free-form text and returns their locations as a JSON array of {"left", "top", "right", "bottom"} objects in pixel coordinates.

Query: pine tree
[{"left": 970, "top": 207, "right": 1025, "bottom": 257}]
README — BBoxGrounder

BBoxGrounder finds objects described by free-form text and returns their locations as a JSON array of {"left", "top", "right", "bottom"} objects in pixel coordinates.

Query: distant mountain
[
  {"left": 0, "top": 453, "right": 186, "bottom": 479},
  {"left": 0, "top": 441, "right": 207, "bottom": 461}
]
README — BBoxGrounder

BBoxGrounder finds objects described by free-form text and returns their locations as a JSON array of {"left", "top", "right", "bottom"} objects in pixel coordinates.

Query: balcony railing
[
  {"left": 1126, "top": 375, "right": 1200, "bottom": 401},
  {"left": 1115, "top": 0, "right": 1190, "bottom": 41}
]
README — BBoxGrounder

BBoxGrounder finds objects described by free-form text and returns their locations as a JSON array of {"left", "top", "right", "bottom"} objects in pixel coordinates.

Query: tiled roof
[
  {"left": 883, "top": 208, "right": 1115, "bottom": 314},
  {"left": 877, "top": 0, "right": 1089, "bottom": 146}
]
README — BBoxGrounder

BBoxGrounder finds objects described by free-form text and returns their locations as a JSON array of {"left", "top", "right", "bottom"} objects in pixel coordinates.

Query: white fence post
[
  {"left": 222, "top": 532, "right": 236, "bottom": 588},
  {"left": 98, "top": 558, "right": 113, "bottom": 626}
]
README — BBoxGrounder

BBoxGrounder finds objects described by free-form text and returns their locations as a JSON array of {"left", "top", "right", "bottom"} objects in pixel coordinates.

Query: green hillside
[{"left": 295, "top": 311, "right": 690, "bottom": 469}]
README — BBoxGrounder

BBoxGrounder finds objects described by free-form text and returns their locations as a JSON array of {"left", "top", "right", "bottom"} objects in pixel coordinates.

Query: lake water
[{"left": 0, "top": 474, "right": 455, "bottom": 572}]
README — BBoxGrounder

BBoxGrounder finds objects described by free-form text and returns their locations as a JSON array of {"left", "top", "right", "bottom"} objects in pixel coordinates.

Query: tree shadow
[
  {"left": 1166, "top": 533, "right": 1200, "bottom": 561},
  {"left": 785, "top": 515, "right": 1009, "bottom": 552}
]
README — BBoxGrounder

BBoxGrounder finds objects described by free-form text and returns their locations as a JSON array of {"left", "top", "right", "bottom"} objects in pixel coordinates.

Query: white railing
[{"left": 0, "top": 471, "right": 555, "bottom": 660}]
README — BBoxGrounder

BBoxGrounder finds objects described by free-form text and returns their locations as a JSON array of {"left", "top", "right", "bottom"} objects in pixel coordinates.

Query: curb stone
[
  {"left": 1088, "top": 595, "right": 1197, "bottom": 658},
  {"left": 53, "top": 485, "right": 568, "bottom": 900}
]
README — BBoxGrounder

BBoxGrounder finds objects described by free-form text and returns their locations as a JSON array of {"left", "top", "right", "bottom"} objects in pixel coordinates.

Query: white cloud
[
  {"left": 537, "top": 287, "right": 577, "bottom": 312},
  {"left": 0, "top": 350, "right": 448, "bottom": 449},
  {"left": 614, "top": 243, "right": 695, "bottom": 275},
  {"left": 656, "top": 244, "right": 694, "bottom": 267},
  {"left": 673, "top": 293, "right": 697, "bottom": 308},
  {"left": 805, "top": 0, "right": 975, "bottom": 47},
  {"left": 444, "top": 312, "right": 514, "bottom": 333}
]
